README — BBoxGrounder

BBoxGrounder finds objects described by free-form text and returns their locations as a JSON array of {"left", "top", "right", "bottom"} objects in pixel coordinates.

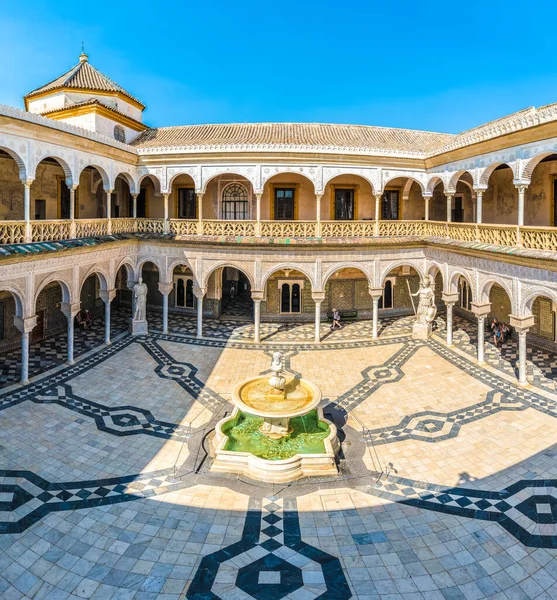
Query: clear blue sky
[{"left": 1, "top": 0, "right": 556, "bottom": 133}]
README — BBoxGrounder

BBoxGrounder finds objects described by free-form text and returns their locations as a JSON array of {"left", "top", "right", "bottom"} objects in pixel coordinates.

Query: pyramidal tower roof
[{"left": 24, "top": 51, "right": 145, "bottom": 109}]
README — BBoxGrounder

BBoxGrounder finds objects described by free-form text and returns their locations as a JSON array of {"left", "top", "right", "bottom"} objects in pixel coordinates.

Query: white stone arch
[
  {"left": 321, "top": 263, "right": 373, "bottom": 290},
  {"left": 379, "top": 260, "right": 425, "bottom": 287},
  {"left": 447, "top": 270, "right": 475, "bottom": 299},
  {"left": 0, "top": 282, "right": 26, "bottom": 318},
  {"left": 383, "top": 175, "right": 425, "bottom": 194},
  {"left": 166, "top": 257, "right": 199, "bottom": 287},
  {"left": 321, "top": 171, "right": 377, "bottom": 194},
  {"left": 137, "top": 172, "right": 162, "bottom": 195},
  {"left": 202, "top": 261, "right": 255, "bottom": 290},
  {"left": 478, "top": 277, "right": 513, "bottom": 308},
  {"left": 425, "top": 175, "right": 445, "bottom": 194},
  {"left": 426, "top": 262, "right": 445, "bottom": 289},
  {"left": 0, "top": 144, "right": 28, "bottom": 180},
  {"left": 115, "top": 257, "right": 136, "bottom": 286},
  {"left": 201, "top": 171, "right": 256, "bottom": 195},
  {"left": 166, "top": 170, "right": 198, "bottom": 194},
  {"left": 522, "top": 287, "right": 557, "bottom": 316},
  {"left": 113, "top": 171, "right": 137, "bottom": 194},
  {"left": 521, "top": 151, "right": 557, "bottom": 182},
  {"left": 77, "top": 163, "right": 111, "bottom": 190},
  {"left": 78, "top": 265, "right": 110, "bottom": 296},
  {"left": 34, "top": 274, "right": 72, "bottom": 308},
  {"left": 136, "top": 256, "right": 166, "bottom": 281},
  {"left": 261, "top": 169, "right": 318, "bottom": 193},
  {"left": 32, "top": 154, "right": 74, "bottom": 186},
  {"left": 478, "top": 161, "right": 514, "bottom": 186},
  {"left": 261, "top": 263, "right": 317, "bottom": 291},
  {"left": 448, "top": 169, "right": 475, "bottom": 191}
]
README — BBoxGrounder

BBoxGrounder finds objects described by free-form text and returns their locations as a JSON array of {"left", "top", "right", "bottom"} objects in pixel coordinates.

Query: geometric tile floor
[{"left": 1, "top": 324, "right": 557, "bottom": 598}]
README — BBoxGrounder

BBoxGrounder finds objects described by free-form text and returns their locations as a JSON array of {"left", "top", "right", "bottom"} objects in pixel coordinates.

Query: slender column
[
  {"left": 476, "top": 191, "right": 483, "bottom": 224},
  {"left": 132, "top": 193, "right": 138, "bottom": 218},
  {"left": 197, "top": 192, "right": 203, "bottom": 234},
  {"left": 312, "top": 293, "right": 325, "bottom": 343},
  {"left": 424, "top": 195, "right": 431, "bottom": 221},
  {"left": 254, "top": 299, "right": 261, "bottom": 343},
  {"left": 194, "top": 288, "right": 206, "bottom": 339},
  {"left": 22, "top": 179, "right": 33, "bottom": 242},
  {"left": 69, "top": 185, "right": 77, "bottom": 238},
  {"left": 100, "top": 290, "right": 116, "bottom": 345},
  {"left": 163, "top": 193, "right": 170, "bottom": 233},
  {"left": 61, "top": 302, "right": 80, "bottom": 365},
  {"left": 369, "top": 288, "right": 382, "bottom": 340},
  {"left": 477, "top": 316, "right": 486, "bottom": 364},
  {"left": 158, "top": 282, "right": 173, "bottom": 334},
  {"left": 509, "top": 315, "right": 534, "bottom": 385},
  {"left": 316, "top": 194, "right": 322, "bottom": 237},
  {"left": 14, "top": 316, "right": 36, "bottom": 384},
  {"left": 255, "top": 193, "right": 262, "bottom": 236},
  {"left": 374, "top": 193, "right": 382, "bottom": 236},
  {"left": 442, "top": 293, "right": 459, "bottom": 347},
  {"left": 446, "top": 194, "right": 453, "bottom": 223},
  {"left": 516, "top": 184, "right": 527, "bottom": 227},
  {"left": 106, "top": 189, "right": 113, "bottom": 234}
]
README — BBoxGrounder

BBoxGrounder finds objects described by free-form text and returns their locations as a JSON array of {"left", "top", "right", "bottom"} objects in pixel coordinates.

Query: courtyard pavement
[{"left": 0, "top": 317, "right": 556, "bottom": 599}]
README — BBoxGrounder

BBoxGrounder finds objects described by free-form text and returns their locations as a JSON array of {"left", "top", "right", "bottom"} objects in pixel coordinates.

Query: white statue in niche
[{"left": 133, "top": 278, "right": 148, "bottom": 321}]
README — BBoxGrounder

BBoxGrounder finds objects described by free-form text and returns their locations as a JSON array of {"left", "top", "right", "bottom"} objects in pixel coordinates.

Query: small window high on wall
[{"left": 114, "top": 125, "right": 126, "bottom": 143}]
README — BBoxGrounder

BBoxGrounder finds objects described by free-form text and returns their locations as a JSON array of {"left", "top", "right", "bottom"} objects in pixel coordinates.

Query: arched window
[
  {"left": 459, "top": 278, "right": 471, "bottom": 310},
  {"left": 379, "top": 279, "right": 393, "bottom": 309},
  {"left": 174, "top": 276, "right": 194, "bottom": 308},
  {"left": 114, "top": 125, "right": 126, "bottom": 143},
  {"left": 279, "top": 281, "right": 303, "bottom": 313},
  {"left": 222, "top": 183, "right": 248, "bottom": 220}
]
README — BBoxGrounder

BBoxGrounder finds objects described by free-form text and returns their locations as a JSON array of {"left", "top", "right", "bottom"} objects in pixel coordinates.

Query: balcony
[{"left": 1, "top": 218, "right": 557, "bottom": 253}]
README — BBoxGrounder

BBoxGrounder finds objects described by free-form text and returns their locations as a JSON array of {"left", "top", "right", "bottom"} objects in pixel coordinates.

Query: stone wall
[
  {"left": 488, "top": 284, "right": 512, "bottom": 323},
  {"left": 531, "top": 296, "right": 555, "bottom": 341}
]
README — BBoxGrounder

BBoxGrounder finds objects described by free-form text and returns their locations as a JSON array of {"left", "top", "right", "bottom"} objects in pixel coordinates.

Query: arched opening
[
  {"left": 0, "top": 149, "right": 26, "bottom": 222},
  {"left": 486, "top": 283, "right": 512, "bottom": 350},
  {"left": 31, "top": 157, "right": 71, "bottom": 220},
  {"left": 529, "top": 295, "right": 557, "bottom": 344},
  {"left": 430, "top": 180, "right": 446, "bottom": 221},
  {"left": 458, "top": 277, "right": 472, "bottom": 311},
  {"left": 169, "top": 173, "right": 196, "bottom": 219},
  {"left": 481, "top": 164, "right": 515, "bottom": 225},
  {"left": 448, "top": 172, "right": 475, "bottom": 223},
  {"left": 141, "top": 262, "right": 161, "bottom": 315},
  {"left": 171, "top": 265, "right": 196, "bottom": 311},
  {"left": 324, "top": 267, "right": 371, "bottom": 318},
  {"left": 221, "top": 267, "right": 252, "bottom": 318},
  {"left": 0, "top": 289, "right": 24, "bottom": 385},
  {"left": 137, "top": 175, "right": 161, "bottom": 218},
  {"left": 112, "top": 174, "right": 132, "bottom": 218},
  {"left": 78, "top": 166, "right": 109, "bottom": 219},
  {"left": 523, "top": 153, "right": 557, "bottom": 226},
  {"left": 381, "top": 177, "right": 425, "bottom": 221},
  {"left": 262, "top": 173, "right": 316, "bottom": 221},
  {"left": 322, "top": 175, "right": 374, "bottom": 221},
  {"left": 379, "top": 266, "right": 424, "bottom": 334},
  {"left": 222, "top": 183, "right": 249, "bottom": 220},
  {"left": 261, "top": 268, "right": 313, "bottom": 323}
]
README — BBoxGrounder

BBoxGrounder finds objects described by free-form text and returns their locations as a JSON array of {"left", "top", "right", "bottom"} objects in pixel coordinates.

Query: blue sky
[{"left": 1, "top": 0, "right": 556, "bottom": 133}]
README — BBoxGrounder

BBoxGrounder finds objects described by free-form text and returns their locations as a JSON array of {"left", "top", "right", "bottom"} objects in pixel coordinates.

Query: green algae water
[{"left": 223, "top": 410, "right": 330, "bottom": 460}]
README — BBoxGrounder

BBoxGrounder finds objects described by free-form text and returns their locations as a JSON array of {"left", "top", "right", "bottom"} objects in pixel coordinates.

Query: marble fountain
[{"left": 210, "top": 352, "right": 339, "bottom": 483}]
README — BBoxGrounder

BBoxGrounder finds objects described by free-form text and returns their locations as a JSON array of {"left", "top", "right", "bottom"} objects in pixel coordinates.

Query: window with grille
[
  {"left": 274, "top": 188, "right": 295, "bottom": 220},
  {"left": 334, "top": 189, "right": 355, "bottom": 220},
  {"left": 114, "top": 125, "right": 126, "bottom": 143},
  {"left": 178, "top": 188, "right": 197, "bottom": 219},
  {"left": 222, "top": 183, "right": 248, "bottom": 220}
]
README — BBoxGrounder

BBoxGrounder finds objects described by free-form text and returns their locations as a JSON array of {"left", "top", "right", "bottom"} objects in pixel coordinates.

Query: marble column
[
  {"left": 14, "top": 316, "right": 37, "bottom": 384},
  {"left": 158, "top": 282, "right": 173, "bottom": 334},
  {"left": 442, "top": 293, "right": 459, "bottom": 347},
  {"left": 471, "top": 303, "right": 490, "bottom": 365},
  {"left": 132, "top": 193, "right": 138, "bottom": 218},
  {"left": 163, "top": 193, "right": 169, "bottom": 233},
  {"left": 446, "top": 194, "right": 453, "bottom": 223},
  {"left": 374, "top": 193, "right": 382, "bottom": 236},
  {"left": 61, "top": 302, "right": 81, "bottom": 365},
  {"left": 316, "top": 194, "right": 322, "bottom": 237},
  {"left": 516, "top": 184, "right": 528, "bottom": 227},
  {"left": 100, "top": 290, "right": 116, "bottom": 345},
  {"left": 255, "top": 193, "right": 262, "bottom": 237},
  {"left": 253, "top": 299, "right": 261, "bottom": 343},
  {"left": 197, "top": 193, "right": 203, "bottom": 234},
  {"left": 69, "top": 185, "right": 77, "bottom": 238},
  {"left": 194, "top": 288, "right": 206, "bottom": 339},
  {"left": 312, "top": 293, "right": 325, "bottom": 343},
  {"left": 424, "top": 195, "right": 431, "bottom": 221},
  {"left": 369, "top": 288, "right": 383, "bottom": 340},
  {"left": 106, "top": 189, "right": 113, "bottom": 234},
  {"left": 23, "top": 179, "right": 33, "bottom": 242},
  {"left": 510, "top": 315, "right": 535, "bottom": 386},
  {"left": 476, "top": 191, "right": 483, "bottom": 224}
]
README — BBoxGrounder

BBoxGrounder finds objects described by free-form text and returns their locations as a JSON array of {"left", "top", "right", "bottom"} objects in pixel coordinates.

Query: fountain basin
[{"left": 210, "top": 407, "right": 339, "bottom": 483}]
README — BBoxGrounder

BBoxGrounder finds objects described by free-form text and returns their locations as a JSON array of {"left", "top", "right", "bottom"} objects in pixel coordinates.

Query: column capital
[
  {"left": 60, "top": 301, "right": 81, "bottom": 319},
  {"left": 473, "top": 185, "right": 488, "bottom": 193},
  {"left": 374, "top": 192, "right": 383, "bottom": 199},
  {"left": 193, "top": 286, "right": 206, "bottom": 299},
  {"left": 104, "top": 188, "right": 114, "bottom": 195},
  {"left": 471, "top": 302, "right": 491, "bottom": 318},
  {"left": 14, "top": 315, "right": 37, "bottom": 334},
  {"left": 21, "top": 178, "right": 34, "bottom": 188},
  {"left": 509, "top": 314, "right": 535, "bottom": 331},
  {"left": 513, "top": 180, "right": 530, "bottom": 191},
  {"left": 158, "top": 282, "right": 173, "bottom": 296},
  {"left": 99, "top": 289, "right": 117, "bottom": 303},
  {"left": 311, "top": 292, "right": 326, "bottom": 303},
  {"left": 442, "top": 292, "right": 459, "bottom": 305},
  {"left": 368, "top": 287, "right": 383, "bottom": 299},
  {"left": 132, "top": 192, "right": 139, "bottom": 198},
  {"left": 251, "top": 290, "right": 264, "bottom": 301}
]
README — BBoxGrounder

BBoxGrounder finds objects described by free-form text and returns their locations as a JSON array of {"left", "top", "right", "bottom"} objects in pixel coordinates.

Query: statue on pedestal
[
  {"left": 410, "top": 275, "right": 436, "bottom": 339},
  {"left": 129, "top": 277, "right": 148, "bottom": 335}
]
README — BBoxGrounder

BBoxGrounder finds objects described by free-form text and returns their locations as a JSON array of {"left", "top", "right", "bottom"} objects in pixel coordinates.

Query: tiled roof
[
  {"left": 39, "top": 99, "right": 146, "bottom": 129},
  {"left": 24, "top": 57, "right": 145, "bottom": 108},
  {"left": 131, "top": 122, "right": 454, "bottom": 156}
]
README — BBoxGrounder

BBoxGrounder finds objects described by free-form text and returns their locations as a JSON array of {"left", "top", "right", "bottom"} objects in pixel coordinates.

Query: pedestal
[
  {"left": 129, "top": 319, "right": 148, "bottom": 335},
  {"left": 412, "top": 322, "right": 432, "bottom": 340}
]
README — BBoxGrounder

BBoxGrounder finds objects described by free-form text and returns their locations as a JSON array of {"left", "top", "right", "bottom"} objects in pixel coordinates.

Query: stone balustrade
[{"left": 2, "top": 218, "right": 557, "bottom": 252}]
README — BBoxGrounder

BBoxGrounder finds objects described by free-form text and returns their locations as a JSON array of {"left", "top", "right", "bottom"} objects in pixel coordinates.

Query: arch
[
  {"left": 425, "top": 175, "right": 444, "bottom": 194},
  {"left": 78, "top": 266, "right": 109, "bottom": 296},
  {"left": 379, "top": 261, "right": 424, "bottom": 287},
  {"left": 202, "top": 171, "right": 256, "bottom": 194},
  {"left": 261, "top": 263, "right": 317, "bottom": 290},
  {"left": 427, "top": 262, "right": 444, "bottom": 289},
  {"left": 0, "top": 145, "right": 28, "bottom": 180},
  {"left": 448, "top": 169, "right": 475, "bottom": 191},
  {"left": 167, "top": 171, "right": 197, "bottom": 192},
  {"left": 136, "top": 256, "right": 165, "bottom": 281},
  {"left": 447, "top": 270, "right": 475, "bottom": 297},
  {"left": 32, "top": 155, "right": 74, "bottom": 185},
  {"left": 115, "top": 257, "right": 135, "bottom": 282},
  {"left": 261, "top": 170, "right": 317, "bottom": 193},
  {"left": 0, "top": 282, "right": 26, "bottom": 318},
  {"left": 322, "top": 264, "right": 372, "bottom": 289},
  {"left": 77, "top": 163, "right": 110, "bottom": 190},
  {"left": 522, "top": 152, "right": 557, "bottom": 181},
  {"left": 137, "top": 172, "right": 162, "bottom": 195},
  {"left": 113, "top": 171, "right": 137, "bottom": 194},
  {"left": 478, "top": 277, "right": 513, "bottom": 306},
  {"left": 522, "top": 288, "right": 557, "bottom": 316},
  {"left": 166, "top": 258, "right": 199, "bottom": 286},
  {"left": 203, "top": 262, "right": 255, "bottom": 290},
  {"left": 383, "top": 175, "right": 425, "bottom": 194},
  {"left": 34, "top": 275, "right": 72, "bottom": 308},
  {"left": 321, "top": 171, "right": 376, "bottom": 194},
  {"left": 479, "top": 161, "right": 513, "bottom": 186}
]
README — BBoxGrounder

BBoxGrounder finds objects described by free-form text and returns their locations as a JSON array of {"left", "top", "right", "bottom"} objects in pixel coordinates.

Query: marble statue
[
  {"left": 411, "top": 276, "right": 436, "bottom": 339},
  {"left": 129, "top": 278, "right": 149, "bottom": 335},
  {"left": 268, "top": 351, "right": 286, "bottom": 393}
]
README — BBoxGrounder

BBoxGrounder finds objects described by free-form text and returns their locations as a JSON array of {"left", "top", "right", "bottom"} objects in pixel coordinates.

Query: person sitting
[
  {"left": 331, "top": 308, "right": 343, "bottom": 330},
  {"left": 84, "top": 310, "right": 94, "bottom": 330},
  {"left": 76, "top": 310, "right": 88, "bottom": 331}
]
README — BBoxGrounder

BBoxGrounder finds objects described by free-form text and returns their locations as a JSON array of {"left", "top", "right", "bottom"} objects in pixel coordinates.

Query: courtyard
[{"left": 0, "top": 317, "right": 556, "bottom": 599}]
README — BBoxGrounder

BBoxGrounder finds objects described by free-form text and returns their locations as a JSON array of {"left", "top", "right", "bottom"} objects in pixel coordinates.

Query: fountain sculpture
[{"left": 210, "top": 352, "right": 339, "bottom": 483}]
